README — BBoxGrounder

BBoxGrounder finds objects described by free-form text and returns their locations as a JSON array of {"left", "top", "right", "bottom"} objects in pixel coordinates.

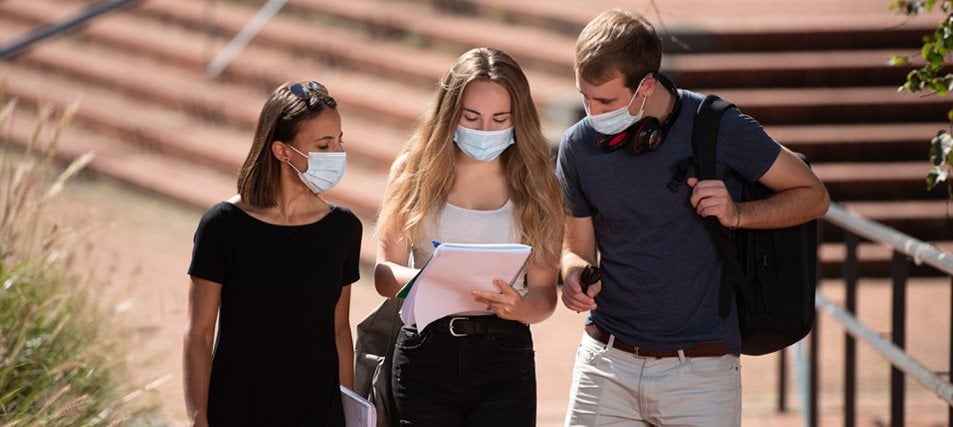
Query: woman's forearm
[{"left": 183, "top": 330, "right": 213, "bottom": 426}]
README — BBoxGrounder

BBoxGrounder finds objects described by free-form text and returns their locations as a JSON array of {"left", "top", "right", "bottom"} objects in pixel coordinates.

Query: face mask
[
  {"left": 585, "top": 76, "right": 649, "bottom": 135},
  {"left": 453, "top": 125, "right": 515, "bottom": 162},
  {"left": 287, "top": 146, "right": 346, "bottom": 193}
]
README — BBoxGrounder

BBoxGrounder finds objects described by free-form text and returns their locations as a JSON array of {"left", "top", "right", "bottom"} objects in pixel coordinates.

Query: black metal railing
[
  {"left": 0, "top": 0, "right": 142, "bottom": 60},
  {"left": 798, "top": 203, "right": 953, "bottom": 426}
]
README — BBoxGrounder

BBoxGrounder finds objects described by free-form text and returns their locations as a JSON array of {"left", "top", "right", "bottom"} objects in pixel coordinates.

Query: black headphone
[{"left": 596, "top": 74, "right": 682, "bottom": 155}]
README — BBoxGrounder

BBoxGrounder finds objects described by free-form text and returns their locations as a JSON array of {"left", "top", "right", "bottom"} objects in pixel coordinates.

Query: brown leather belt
[{"left": 585, "top": 323, "right": 727, "bottom": 358}]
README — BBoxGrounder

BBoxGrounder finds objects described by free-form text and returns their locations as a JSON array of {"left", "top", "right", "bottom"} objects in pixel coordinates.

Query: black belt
[
  {"left": 426, "top": 315, "right": 527, "bottom": 337},
  {"left": 585, "top": 323, "right": 727, "bottom": 358}
]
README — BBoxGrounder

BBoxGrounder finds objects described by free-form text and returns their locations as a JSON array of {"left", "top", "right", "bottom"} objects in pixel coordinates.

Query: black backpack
[{"left": 680, "top": 94, "right": 818, "bottom": 356}]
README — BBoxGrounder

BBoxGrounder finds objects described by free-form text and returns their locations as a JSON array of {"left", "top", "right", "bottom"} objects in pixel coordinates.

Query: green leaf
[
  {"left": 888, "top": 55, "right": 910, "bottom": 66},
  {"left": 928, "top": 170, "right": 940, "bottom": 190},
  {"left": 931, "top": 133, "right": 946, "bottom": 164}
]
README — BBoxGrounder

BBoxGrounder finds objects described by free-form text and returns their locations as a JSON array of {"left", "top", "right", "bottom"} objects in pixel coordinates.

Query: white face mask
[
  {"left": 287, "top": 146, "right": 346, "bottom": 194},
  {"left": 453, "top": 125, "right": 515, "bottom": 162},
  {"left": 584, "top": 76, "right": 649, "bottom": 135}
]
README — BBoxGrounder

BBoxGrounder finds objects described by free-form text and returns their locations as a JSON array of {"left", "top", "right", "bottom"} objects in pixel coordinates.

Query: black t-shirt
[{"left": 188, "top": 202, "right": 362, "bottom": 426}]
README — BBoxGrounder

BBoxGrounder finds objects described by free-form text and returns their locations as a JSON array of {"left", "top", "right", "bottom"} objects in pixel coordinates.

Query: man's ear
[{"left": 640, "top": 74, "right": 658, "bottom": 97}]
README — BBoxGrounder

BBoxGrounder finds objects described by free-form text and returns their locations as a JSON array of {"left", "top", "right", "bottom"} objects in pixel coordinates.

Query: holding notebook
[{"left": 398, "top": 242, "right": 532, "bottom": 332}]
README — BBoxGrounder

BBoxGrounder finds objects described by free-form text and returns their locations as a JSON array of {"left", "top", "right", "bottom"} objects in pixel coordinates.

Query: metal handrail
[
  {"left": 810, "top": 202, "right": 953, "bottom": 427},
  {"left": 0, "top": 0, "right": 142, "bottom": 60},
  {"left": 825, "top": 203, "right": 953, "bottom": 275},
  {"left": 816, "top": 292, "right": 953, "bottom": 405},
  {"left": 205, "top": 0, "right": 288, "bottom": 80}
]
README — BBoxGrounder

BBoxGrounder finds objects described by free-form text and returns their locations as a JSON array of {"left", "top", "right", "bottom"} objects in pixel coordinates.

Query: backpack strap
[{"left": 691, "top": 94, "right": 746, "bottom": 317}]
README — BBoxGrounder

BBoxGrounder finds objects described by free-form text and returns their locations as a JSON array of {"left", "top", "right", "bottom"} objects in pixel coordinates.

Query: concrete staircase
[{"left": 1, "top": 0, "right": 951, "bottom": 276}]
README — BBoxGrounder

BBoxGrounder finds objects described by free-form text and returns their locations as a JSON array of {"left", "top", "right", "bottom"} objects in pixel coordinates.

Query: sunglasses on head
[{"left": 289, "top": 81, "right": 328, "bottom": 102}]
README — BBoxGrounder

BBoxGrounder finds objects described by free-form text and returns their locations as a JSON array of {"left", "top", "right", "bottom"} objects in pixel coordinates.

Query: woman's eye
[{"left": 493, "top": 118, "right": 509, "bottom": 124}]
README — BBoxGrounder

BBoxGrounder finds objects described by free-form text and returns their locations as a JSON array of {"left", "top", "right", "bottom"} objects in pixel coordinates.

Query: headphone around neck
[{"left": 596, "top": 74, "right": 682, "bottom": 155}]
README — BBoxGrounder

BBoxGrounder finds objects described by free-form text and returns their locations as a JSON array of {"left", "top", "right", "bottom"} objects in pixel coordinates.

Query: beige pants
[{"left": 565, "top": 332, "right": 741, "bottom": 427}]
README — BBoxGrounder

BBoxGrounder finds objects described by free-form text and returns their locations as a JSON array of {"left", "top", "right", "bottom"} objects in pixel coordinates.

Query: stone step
[
  {"left": 428, "top": 0, "right": 939, "bottom": 51},
  {"left": 833, "top": 201, "right": 953, "bottom": 243},
  {"left": 4, "top": 107, "right": 380, "bottom": 265},
  {"left": 765, "top": 123, "right": 947, "bottom": 163},
  {"left": 813, "top": 161, "right": 944, "bottom": 202},
  {"left": 819, "top": 240, "right": 953, "bottom": 278},
  {"left": 703, "top": 86, "right": 950, "bottom": 125},
  {"left": 9, "top": 36, "right": 404, "bottom": 170},
  {"left": 117, "top": 0, "right": 576, "bottom": 139},
  {"left": 0, "top": 62, "right": 387, "bottom": 221},
  {"left": 12, "top": 1, "right": 942, "bottom": 130},
  {"left": 280, "top": 0, "right": 577, "bottom": 76},
  {"left": 664, "top": 49, "right": 931, "bottom": 89},
  {"left": 124, "top": 0, "right": 932, "bottom": 92},
  {"left": 3, "top": 0, "right": 432, "bottom": 128}
]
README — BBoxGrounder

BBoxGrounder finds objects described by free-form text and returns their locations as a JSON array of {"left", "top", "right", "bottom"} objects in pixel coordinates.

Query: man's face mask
[{"left": 584, "top": 76, "right": 649, "bottom": 136}]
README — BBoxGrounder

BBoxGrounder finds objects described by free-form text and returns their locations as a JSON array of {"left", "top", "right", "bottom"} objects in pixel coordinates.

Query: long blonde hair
[{"left": 376, "top": 47, "right": 564, "bottom": 268}]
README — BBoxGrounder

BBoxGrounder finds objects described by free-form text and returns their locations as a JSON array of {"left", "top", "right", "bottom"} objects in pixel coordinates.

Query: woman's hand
[{"left": 472, "top": 278, "right": 526, "bottom": 320}]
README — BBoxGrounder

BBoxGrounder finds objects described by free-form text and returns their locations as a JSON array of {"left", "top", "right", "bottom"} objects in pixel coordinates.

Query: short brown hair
[{"left": 575, "top": 9, "right": 662, "bottom": 90}]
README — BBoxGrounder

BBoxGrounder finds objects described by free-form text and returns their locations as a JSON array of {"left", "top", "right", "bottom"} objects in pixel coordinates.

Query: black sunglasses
[{"left": 289, "top": 81, "right": 328, "bottom": 102}]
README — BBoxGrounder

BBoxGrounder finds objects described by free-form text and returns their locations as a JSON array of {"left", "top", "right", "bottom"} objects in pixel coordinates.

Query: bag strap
[{"left": 691, "top": 94, "right": 746, "bottom": 317}]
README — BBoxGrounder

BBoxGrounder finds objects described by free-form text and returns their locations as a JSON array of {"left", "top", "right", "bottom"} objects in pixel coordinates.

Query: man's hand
[
  {"left": 687, "top": 177, "right": 741, "bottom": 228},
  {"left": 561, "top": 267, "right": 600, "bottom": 313}
]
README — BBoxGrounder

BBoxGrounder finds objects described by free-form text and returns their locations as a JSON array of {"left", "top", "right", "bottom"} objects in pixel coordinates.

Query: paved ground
[{"left": 46, "top": 174, "right": 951, "bottom": 426}]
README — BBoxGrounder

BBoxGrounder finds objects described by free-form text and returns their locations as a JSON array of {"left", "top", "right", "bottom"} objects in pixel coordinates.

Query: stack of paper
[
  {"left": 341, "top": 385, "right": 376, "bottom": 427},
  {"left": 398, "top": 243, "right": 532, "bottom": 332}
]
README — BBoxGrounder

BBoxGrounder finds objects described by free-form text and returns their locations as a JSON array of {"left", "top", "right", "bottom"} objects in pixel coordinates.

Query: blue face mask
[
  {"left": 584, "top": 76, "right": 649, "bottom": 135},
  {"left": 453, "top": 125, "right": 515, "bottom": 162},
  {"left": 287, "top": 146, "right": 346, "bottom": 194}
]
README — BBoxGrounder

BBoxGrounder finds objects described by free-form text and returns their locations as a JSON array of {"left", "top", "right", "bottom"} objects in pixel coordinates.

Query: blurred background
[{"left": 2, "top": 0, "right": 952, "bottom": 425}]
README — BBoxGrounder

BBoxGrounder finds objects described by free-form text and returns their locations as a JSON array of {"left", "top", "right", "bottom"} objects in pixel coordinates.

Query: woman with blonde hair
[
  {"left": 184, "top": 81, "right": 361, "bottom": 426},
  {"left": 374, "top": 47, "right": 564, "bottom": 426}
]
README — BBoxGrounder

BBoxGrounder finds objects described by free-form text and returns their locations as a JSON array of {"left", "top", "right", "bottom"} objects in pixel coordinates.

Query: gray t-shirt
[{"left": 556, "top": 89, "right": 781, "bottom": 355}]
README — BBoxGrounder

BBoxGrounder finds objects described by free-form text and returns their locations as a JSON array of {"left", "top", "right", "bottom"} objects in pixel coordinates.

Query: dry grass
[{"left": 0, "top": 96, "right": 160, "bottom": 426}]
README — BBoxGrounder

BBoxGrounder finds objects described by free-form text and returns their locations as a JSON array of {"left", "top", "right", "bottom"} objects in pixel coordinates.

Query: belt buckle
[{"left": 449, "top": 317, "right": 469, "bottom": 337}]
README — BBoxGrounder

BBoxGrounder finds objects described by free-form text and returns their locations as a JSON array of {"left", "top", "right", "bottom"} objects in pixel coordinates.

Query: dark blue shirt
[{"left": 556, "top": 89, "right": 780, "bottom": 355}]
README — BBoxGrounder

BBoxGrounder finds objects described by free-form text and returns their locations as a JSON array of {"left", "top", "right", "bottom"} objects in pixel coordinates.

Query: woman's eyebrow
[{"left": 462, "top": 107, "right": 511, "bottom": 116}]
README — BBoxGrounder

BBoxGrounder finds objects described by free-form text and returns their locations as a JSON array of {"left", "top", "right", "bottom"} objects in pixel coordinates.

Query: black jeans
[{"left": 391, "top": 315, "right": 536, "bottom": 427}]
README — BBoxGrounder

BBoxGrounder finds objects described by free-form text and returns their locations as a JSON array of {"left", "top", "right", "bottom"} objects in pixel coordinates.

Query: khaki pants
[{"left": 565, "top": 332, "right": 741, "bottom": 427}]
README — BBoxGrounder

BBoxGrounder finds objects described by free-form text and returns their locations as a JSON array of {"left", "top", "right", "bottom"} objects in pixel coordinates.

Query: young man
[{"left": 556, "top": 9, "right": 830, "bottom": 426}]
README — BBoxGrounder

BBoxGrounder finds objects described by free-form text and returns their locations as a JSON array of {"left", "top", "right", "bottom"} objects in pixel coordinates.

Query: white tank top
[{"left": 411, "top": 200, "right": 526, "bottom": 296}]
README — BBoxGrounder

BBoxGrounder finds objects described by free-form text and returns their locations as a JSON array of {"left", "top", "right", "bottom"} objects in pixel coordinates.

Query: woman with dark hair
[
  {"left": 184, "top": 81, "right": 362, "bottom": 426},
  {"left": 374, "top": 47, "right": 564, "bottom": 427}
]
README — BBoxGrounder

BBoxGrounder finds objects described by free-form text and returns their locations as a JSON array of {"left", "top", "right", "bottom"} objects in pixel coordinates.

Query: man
[{"left": 556, "top": 9, "right": 829, "bottom": 426}]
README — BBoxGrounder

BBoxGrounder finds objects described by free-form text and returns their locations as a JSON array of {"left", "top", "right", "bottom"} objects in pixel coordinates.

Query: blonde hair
[
  {"left": 236, "top": 81, "right": 337, "bottom": 207},
  {"left": 376, "top": 47, "right": 564, "bottom": 268},
  {"left": 576, "top": 9, "right": 662, "bottom": 89}
]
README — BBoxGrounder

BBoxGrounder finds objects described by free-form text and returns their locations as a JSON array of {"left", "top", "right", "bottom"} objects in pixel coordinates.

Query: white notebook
[
  {"left": 340, "top": 385, "right": 376, "bottom": 427},
  {"left": 397, "top": 242, "right": 532, "bottom": 332}
]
